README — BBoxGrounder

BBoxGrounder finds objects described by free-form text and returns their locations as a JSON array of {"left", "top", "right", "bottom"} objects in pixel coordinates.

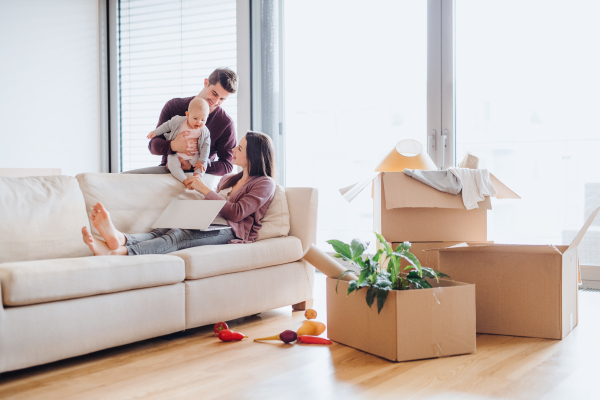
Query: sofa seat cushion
[
  {"left": 0, "top": 255, "right": 185, "bottom": 307},
  {"left": 172, "top": 236, "right": 304, "bottom": 280}
]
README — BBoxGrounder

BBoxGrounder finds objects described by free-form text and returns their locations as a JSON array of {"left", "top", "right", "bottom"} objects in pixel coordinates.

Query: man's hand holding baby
[
  {"left": 170, "top": 130, "right": 197, "bottom": 156},
  {"left": 177, "top": 157, "right": 192, "bottom": 170}
]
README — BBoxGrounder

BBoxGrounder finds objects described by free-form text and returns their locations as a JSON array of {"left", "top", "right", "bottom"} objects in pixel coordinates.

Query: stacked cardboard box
[
  {"left": 374, "top": 171, "right": 516, "bottom": 272},
  {"left": 431, "top": 206, "right": 599, "bottom": 340},
  {"left": 373, "top": 171, "right": 517, "bottom": 244}
]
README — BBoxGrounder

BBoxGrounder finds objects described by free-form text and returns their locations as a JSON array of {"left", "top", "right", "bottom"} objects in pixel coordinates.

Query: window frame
[{"left": 106, "top": 0, "right": 251, "bottom": 173}]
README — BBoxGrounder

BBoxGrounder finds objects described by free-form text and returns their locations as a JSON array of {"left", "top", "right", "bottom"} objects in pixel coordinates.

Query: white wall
[{"left": 0, "top": 0, "right": 102, "bottom": 176}]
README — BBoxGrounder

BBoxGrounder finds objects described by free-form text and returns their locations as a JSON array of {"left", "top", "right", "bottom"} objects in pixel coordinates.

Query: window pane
[
  {"left": 456, "top": 1, "right": 600, "bottom": 264},
  {"left": 283, "top": 0, "right": 427, "bottom": 251},
  {"left": 118, "top": 0, "right": 237, "bottom": 172}
]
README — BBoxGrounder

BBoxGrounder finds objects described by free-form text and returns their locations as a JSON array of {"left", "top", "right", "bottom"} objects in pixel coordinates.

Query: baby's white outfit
[{"left": 153, "top": 115, "right": 211, "bottom": 183}]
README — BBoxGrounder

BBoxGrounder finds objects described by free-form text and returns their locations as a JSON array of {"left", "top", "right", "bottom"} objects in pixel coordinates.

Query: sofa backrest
[
  {"left": 76, "top": 173, "right": 203, "bottom": 236},
  {"left": 285, "top": 187, "right": 318, "bottom": 252},
  {"left": 77, "top": 173, "right": 318, "bottom": 250},
  {"left": 0, "top": 176, "right": 92, "bottom": 263}
]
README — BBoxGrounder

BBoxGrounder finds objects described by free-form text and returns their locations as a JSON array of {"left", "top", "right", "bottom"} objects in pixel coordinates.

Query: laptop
[{"left": 152, "top": 200, "right": 230, "bottom": 231}]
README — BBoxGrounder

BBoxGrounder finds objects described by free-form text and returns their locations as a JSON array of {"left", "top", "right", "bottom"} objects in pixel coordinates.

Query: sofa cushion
[
  {"left": 257, "top": 185, "right": 291, "bottom": 241},
  {"left": 172, "top": 236, "right": 304, "bottom": 280},
  {"left": 0, "top": 176, "right": 92, "bottom": 263},
  {"left": 0, "top": 255, "right": 185, "bottom": 306}
]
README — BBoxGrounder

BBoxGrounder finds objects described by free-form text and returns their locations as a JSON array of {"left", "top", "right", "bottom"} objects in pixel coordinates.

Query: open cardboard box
[
  {"left": 326, "top": 277, "right": 476, "bottom": 362},
  {"left": 431, "top": 206, "right": 600, "bottom": 340},
  {"left": 392, "top": 241, "right": 494, "bottom": 270},
  {"left": 340, "top": 140, "right": 520, "bottom": 243},
  {"left": 373, "top": 171, "right": 519, "bottom": 243}
]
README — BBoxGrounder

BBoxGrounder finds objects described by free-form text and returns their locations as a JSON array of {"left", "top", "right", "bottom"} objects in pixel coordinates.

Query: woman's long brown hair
[{"left": 221, "top": 131, "right": 276, "bottom": 190}]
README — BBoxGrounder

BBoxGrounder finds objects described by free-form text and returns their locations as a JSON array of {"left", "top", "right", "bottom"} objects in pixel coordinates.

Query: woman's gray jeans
[{"left": 124, "top": 228, "right": 235, "bottom": 255}]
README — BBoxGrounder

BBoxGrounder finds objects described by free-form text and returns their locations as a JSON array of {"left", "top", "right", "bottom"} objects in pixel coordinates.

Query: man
[{"left": 124, "top": 67, "right": 238, "bottom": 176}]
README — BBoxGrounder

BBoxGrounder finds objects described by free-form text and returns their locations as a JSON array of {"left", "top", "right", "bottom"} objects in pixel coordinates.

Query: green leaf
[
  {"left": 375, "top": 274, "right": 392, "bottom": 288},
  {"left": 377, "top": 288, "right": 389, "bottom": 313},
  {"left": 373, "top": 249, "right": 384, "bottom": 263},
  {"left": 347, "top": 280, "right": 358, "bottom": 295},
  {"left": 374, "top": 232, "right": 393, "bottom": 255},
  {"left": 420, "top": 267, "right": 437, "bottom": 279},
  {"left": 358, "top": 268, "right": 370, "bottom": 286},
  {"left": 406, "top": 270, "right": 421, "bottom": 279},
  {"left": 421, "top": 280, "right": 433, "bottom": 288},
  {"left": 350, "top": 239, "right": 367, "bottom": 260},
  {"left": 335, "top": 270, "right": 356, "bottom": 293},
  {"left": 366, "top": 286, "right": 377, "bottom": 308},
  {"left": 353, "top": 257, "right": 365, "bottom": 268},
  {"left": 327, "top": 239, "right": 352, "bottom": 260},
  {"left": 358, "top": 281, "right": 371, "bottom": 289},
  {"left": 401, "top": 279, "right": 408, "bottom": 290},
  {"left": 396, "top": 251, "right": 422, "bottom": 276},
  {"left": 435, "top": 270, "right": 451, "bottom": 279}
]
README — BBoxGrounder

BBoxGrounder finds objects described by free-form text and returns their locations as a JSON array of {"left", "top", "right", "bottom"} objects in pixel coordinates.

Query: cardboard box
[
  {"left": 432, "top": 206, "right": 599, "bottom": 340},
  {"left": 392, "top": 241, "right": 493, "bottom": 270},
  {"left": 326, "top": 277, "right": 476, "bottom": 362},
  {"left": 374, "top": 172, "right": 518, "bottom": 243},
  {"left": 339, "top": 140, "right": 519, "bottom": 243}
]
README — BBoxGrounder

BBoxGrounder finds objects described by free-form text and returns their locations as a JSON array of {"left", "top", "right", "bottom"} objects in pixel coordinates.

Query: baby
[{"left": 147, "top": 97, "right": 211, "bottom": 183}]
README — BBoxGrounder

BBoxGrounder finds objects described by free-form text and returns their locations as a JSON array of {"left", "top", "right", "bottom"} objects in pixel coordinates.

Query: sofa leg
[{"left": 292, "top": 299, "right": 314, "bottom": 311}]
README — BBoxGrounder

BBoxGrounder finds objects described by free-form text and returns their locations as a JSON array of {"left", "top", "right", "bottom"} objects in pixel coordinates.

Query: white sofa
[{"left": 0, "top": 173, "right": 317, "bottom": 373}]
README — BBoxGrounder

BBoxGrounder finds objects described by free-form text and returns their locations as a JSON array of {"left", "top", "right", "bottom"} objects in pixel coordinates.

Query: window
[
  {"left": 118, "top": 0, "right": 237, "bottom": 172},
  {"left": 283, "top": 0, "right": 428, "bottom": 251},
  {"left": 455, "top": 0, "right": 600, "bottom": 265}
]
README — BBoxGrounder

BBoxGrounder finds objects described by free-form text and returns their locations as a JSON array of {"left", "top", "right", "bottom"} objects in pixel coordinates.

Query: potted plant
[
  {"left": 325, "top": 232, "right": 475, "bottom": 362},
  {"left": 328, "top": 233, "right": 450, "bottom": 313}
]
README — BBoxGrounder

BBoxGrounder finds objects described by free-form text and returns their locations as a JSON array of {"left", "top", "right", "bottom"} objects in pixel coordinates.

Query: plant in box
[{"left": 328, "top": 233, "right": 449, "bottom": 313}]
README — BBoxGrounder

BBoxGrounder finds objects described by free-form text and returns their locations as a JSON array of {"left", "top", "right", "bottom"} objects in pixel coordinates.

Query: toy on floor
[
  {"left": 254, "top": 330, "right": 297, "bottom": 343},
  {"left": 218, "top": 329, "right": 248, "bottom": 342},
  {"left": 297, "top": 335, "right": 332, "bottom": 345},
  {"left": 297, "top": 320, "right": 326, "bottom": 336},
  {"left": 213, "top": 322, "right": 228, "bottom": 336},
  {"left": 253, "top": 309, "right": 332, "bottom": 345}
]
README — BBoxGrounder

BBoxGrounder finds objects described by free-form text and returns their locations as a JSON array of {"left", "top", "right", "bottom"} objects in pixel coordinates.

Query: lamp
[{"left": 375, "top": 139, "right": 438, "bottom": 172}]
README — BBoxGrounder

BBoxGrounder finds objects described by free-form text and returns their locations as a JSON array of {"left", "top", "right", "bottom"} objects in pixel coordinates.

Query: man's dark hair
[{"left": 208, "top": 67, "right": 238, "bottom": 94}]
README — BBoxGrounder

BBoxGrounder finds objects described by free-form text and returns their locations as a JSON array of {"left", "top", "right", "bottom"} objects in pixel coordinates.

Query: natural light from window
[
  {"left": 456, "top": 0, "right": 600, "bottom": 265},
  {"left": 283, "top": 0, "right": 427, "bottom": 252}
]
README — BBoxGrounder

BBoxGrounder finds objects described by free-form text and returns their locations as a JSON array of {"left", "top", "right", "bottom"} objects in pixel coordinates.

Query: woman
[{"left": 81, "top": 131, "right": 276, "bottom": 256}]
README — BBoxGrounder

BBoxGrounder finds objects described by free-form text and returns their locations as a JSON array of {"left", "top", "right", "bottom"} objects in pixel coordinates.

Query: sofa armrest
[{"left": 285, "top": 187, "right": 318, "bottom": 252}]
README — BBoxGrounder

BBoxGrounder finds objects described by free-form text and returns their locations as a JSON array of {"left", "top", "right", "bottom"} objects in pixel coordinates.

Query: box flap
[
  {"left": 489, "top": 173, "right": 521, "bottom": 199},
  {"left": 339, "top": 172, "right": 380, "bottom": 203},
  {"left": 434, "top": 243, "right": 563, "bottom": 256},
  {"left": 567, "top": 205, "right": 600, "bottom": 252},
  {"left": 382, "top": 172, "right": 492, "bottom": 210}
]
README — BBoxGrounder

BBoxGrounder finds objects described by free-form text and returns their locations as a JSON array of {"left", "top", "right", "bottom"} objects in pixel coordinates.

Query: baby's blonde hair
[{"left": 189, "top": 97, "right": 209, "bottom": 115}]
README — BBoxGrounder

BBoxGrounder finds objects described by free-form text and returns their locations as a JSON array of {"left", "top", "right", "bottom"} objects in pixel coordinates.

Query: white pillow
[{"left": 257, "top": 185, "right": 290, "bottom": 240}]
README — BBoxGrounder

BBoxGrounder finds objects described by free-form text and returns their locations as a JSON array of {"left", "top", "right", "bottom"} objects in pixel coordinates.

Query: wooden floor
[{"left": 1, "top": 273, "right": 599, "bottom": 399}]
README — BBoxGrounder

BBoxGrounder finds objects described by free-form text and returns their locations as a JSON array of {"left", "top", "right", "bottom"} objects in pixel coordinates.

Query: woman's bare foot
[
  {"left": 82, "top": 226, "right": 114, "bottom": 256},
  {"left": 91, "top": 202, "right": 125, "bottom": 250}
]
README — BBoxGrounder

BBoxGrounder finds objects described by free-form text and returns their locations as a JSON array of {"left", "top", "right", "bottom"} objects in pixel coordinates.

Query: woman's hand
[{"left": 183, "top": 175, "right": 211, "bottom": 196}]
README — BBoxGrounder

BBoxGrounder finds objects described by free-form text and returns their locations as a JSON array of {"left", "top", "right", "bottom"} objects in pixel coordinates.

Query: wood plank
[{"left": 0, "top": 273, "right": 598, "bottom": 399}]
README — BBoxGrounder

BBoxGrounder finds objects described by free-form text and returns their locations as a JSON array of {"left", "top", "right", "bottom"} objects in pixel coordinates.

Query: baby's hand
[
  {"left": 193, "top": 161, "right": 206, "bottom": 173},
  {"left": 147, "top": 131, "right": 157, "bottom": 139}
]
